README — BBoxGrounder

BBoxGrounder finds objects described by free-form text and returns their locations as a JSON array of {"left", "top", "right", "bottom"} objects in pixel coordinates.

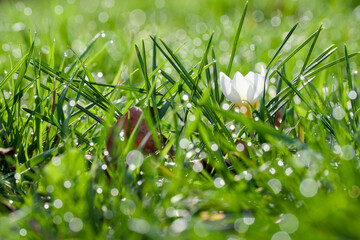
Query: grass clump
[{"left": 1, "top": 0, "right": 360, "bottom": 239}]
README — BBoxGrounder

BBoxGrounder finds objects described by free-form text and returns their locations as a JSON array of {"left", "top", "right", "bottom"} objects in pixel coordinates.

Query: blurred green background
[{"left": 1, "top": 0, "right": 360, "bottom": 82}]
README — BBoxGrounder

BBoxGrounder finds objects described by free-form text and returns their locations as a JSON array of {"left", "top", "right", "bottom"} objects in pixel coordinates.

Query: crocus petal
[
  {"left": 243, "top": 72, "right": 263, "bottom": 103},
  {"left": 233, "top": 71, "right": 252, "bottom": 102},
  {"left": 253, "top": 80, "right": 265, "bottom": 102},
  {"left": 260, "top": 64, "right": 267, "bottom": 78},
  {"left": 233, "top": 77, "right": 254, "bottom": 104},
  {"left": 252, "top": 73, "right": 265, "bottom": 102},
  {"left": 233, "top": 71, "right": 244, "bottom": 82},
  {"left": 219, "top": 72, "right": 241, "bottom": 104},
  {"left": 260, "top": 64, "right": 269, "bottom": 92}
]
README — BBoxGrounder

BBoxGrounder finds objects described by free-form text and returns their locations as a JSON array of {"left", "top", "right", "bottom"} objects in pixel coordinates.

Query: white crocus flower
[{"left": 220, "top": 66, "right": 267, "bottom": 117}]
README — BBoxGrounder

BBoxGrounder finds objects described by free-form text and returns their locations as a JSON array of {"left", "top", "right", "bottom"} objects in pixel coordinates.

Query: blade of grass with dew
[
  {"left": 226, "top": 1, "right": 248, "bottom": 76},
  {"left": 266, "top": 45, "right": 340, "bottom": 114},
  {"left": 212, "top": 48, "right": 220, "bottom": 104},
  {"left": 65, "top": 31, "right": 105, "bottom": 75},
  {"left": 305, "top": 52, "right": 359, "bottom": 77},
  {"left": 277, "top": 70, "right": 335, "bottom": 135},
  {"left": 345, "top": 45, "right": 358, "bottom": 127}
]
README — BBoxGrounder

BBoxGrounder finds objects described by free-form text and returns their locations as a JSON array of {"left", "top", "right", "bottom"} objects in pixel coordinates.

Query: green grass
[{"left": 1, "top": 0, "right": 360, "bottom": 239}]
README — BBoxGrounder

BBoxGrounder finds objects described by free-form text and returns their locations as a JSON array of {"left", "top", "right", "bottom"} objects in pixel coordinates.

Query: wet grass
[{"left": 1, "top": 0, "right": 360, "bottom": 239}]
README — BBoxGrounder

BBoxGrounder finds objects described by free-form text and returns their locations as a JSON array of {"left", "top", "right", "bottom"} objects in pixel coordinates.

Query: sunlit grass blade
[
  {"left": 66, "top": 31, "right": 105, "bottom": 75},
  {"left": 266, "top": 22, "right": 299, "bottom": 70},
  {"left": 277, "top": 70, "right": 335, "bottom": 135},
  {"left": 190, "top": 33, "right": 213, "bottom": 101},
  {"left": 300, "top": 25, "right": 323, "bottom": 74},
  {"left": 226, "top": 1, "right": 248, "bottom": 76},
  {"left": 305, "top": 52, "right": 359, "bottom": 77}
]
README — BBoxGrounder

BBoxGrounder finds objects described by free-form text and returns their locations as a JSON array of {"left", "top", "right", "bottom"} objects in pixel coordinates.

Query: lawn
[{"left": 1, "top": 0, "right": 360, "bottom": 239}]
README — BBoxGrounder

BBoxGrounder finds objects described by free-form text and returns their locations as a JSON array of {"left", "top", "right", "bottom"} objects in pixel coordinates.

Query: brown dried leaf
[{"left": 107, "top": 106, "right": 166, "bottom": 153}]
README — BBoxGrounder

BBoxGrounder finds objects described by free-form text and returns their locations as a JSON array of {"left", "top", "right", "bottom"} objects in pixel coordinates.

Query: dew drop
[
  {"left": 234, "top": 218, "right": 249, "bottom": 233},
  {"left": 64, "top": 180, "right": 72, "bottom": 188},
  {"left": 210, "top": 143, "right": 218, "bottom": 151},
  {"left": 299, "top": 178, "right": 318, "bottom": 197},
  {"left": 214, "top": 177, "right": 225, "bottom": 188},
  {"left": 268, "top": 178, "right": 282, "bottom": 194},
  {"left": 179, "top": 138, "right": 190, "bottom": 149},
  {"left": 182, "top": 94, "right": 189, "bottom": 101},
  {"left": 69, "top": 217, "right": 83, "bottom": 232},
  {"left": 128, "top": 218, "right": 150, "bottom": 234},
  {"left": 19, "top": 228, "right": 27, "bottom": 236},
  {"left": 243, "top": 213, "right": 255, "bottom": 225},
  {"left": 236, "top": 143, "right": 245, "bottom": 152},
  {"left": 53, "top": 215, "right": 62, "bottom": 225},
  {"left": 222, "top": 103, "right": 230, "bottom": 110},
  {"left": 14, "top": 173, "right": 21, "bottom": 180},
  {"left": 271, "top": 231, "right": 291, "bottom": 240},
  {"left": 193, "top": 161, "right": 203, "bottom": 172},
  {"left": 54, "top": 199, "right": 63, "bottom": 208},
  {"left": 46, "top": 185, "right": 54, "bottom": 193},
  {"left": 279, "top": 213, "right": 299, "bottom": 233},
  {"left": 348, "top": 90, "right": 357, "bottom": 100},
  {"left": 120, "top": 199, "right": 136, "bottom": 216},
  {"left": 332, "top": 106, "right": 345, "bottom": 120},
  {"left": 171, "top": 218, "right": 187, "bottom": 233},
  {"left": 110, "top": 188, "right": 119, "bottom": 196}
]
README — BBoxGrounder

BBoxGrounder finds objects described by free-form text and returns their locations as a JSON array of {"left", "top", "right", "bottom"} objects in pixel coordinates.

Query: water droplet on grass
[
  {"left": 19, "top": 228, "right": 27, "bottom": 236},
  {"left": 348, "top": 90, "right": 357, "bottom": 100},
  {"left": 54, "top": 5, "right": 64, "bottom": 15},
  {"left": 46, "top": 185, "right": 54, "bottom": 193},
  {"left": 332, "top": 106, "right": 345, "bottom": 120},
  {"left": 236, "top": 143, "right": 245, "bottom": 152},
  {"left": 128, "top": 218, "right": 150, "bottom": 234},
  {"left": 53, "top": 215, "right": 62, "bottom": 225},
  {"left": 222, "top": 103, "right": 230, "bottom": 110},
  {"left": 279, "top": 213, "right": 299, "bottom": 233},
  {"left": 300, "top": 178, "right": 318, "bottom": 197},
  {"left": 271, "top": 231, "right": 291, "bottom": 240},
  {"left": 277, "top": 159, "right": 284, "bottom": 166},
  {"left": 214, "top": 177, "right": 225, "bottom": 188},
  {"left": 110, "top": 188, "right": 119, "bottom": 196},
  {"left": 243, "top": 212, "right": 255, "bottom": 225},
  {"left": 64, "top": 180, "right": 71, "bottom": 188},
  {"left": 171, "top": 218, "right": 187, "bottom": 233},
  {"left": 268, "top": 178, "right": 282, "bottom": 194},
  {"left": 193, "top": 161, "right": 203, "bottom": 172},
  {"left": 342, "top": 145, "right": 355, "bottom": 160},
  {"left": 211, "top": 143, "right": 218, "bottom": 151},
  {"left": 179, "top": 138, "right": 190, "bottom": 149},
  {"left": 189, "top": 115, "right": 196, "bottom": 121},
  {"left": 262, "top": 143, "right": 271, "bottom": 152},
  {"left": 126, "top": 150, "right": 144, "bottom": 170},
  {"left": 69, "top": 217, "right": 83, "bottom": 232},
  {"left": 120, "top": 199, "right": 136, "bottom": 216},
  {"left": 234, "top": 218, "right": 249, "bottom": 233}
]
